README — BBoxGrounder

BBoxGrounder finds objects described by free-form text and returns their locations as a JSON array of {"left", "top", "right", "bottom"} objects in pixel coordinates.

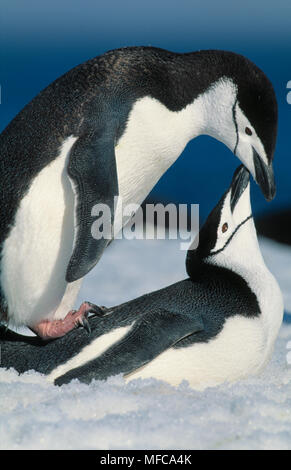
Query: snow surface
[{"left": 0, "top": 235, "right": 291, "bottom": 450}]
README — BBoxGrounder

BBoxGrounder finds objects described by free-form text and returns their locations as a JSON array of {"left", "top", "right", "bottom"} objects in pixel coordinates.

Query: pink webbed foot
[{"left": 30, "top": 302, "right": 106, "bottom": 340}]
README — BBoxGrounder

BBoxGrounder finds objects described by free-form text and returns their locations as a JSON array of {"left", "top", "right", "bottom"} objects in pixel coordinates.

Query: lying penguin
[
  {"left": 0, "top": 46, "right": 278, "bottom": 339},
  {"left": 0, "top": 166, "right": 283, "bottom": 389}
]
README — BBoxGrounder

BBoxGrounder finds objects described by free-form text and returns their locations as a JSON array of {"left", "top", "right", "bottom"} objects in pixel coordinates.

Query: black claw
[
  {"left": 86, "top": 302, "right": 112, "bottom": 317},
  {"left": 81, "top": 315, "right": 91, "bottom": 335}
]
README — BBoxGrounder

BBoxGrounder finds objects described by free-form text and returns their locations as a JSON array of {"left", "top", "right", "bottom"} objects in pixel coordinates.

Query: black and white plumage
[
  {"left": 0, "top": 166, "right": 283, "bottom": 389},
  {"left": 0, "top": 47, "right": 278, "bottom": 335}
]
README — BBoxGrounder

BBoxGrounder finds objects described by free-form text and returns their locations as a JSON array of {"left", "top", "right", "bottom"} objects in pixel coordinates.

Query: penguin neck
[
  {"left": 169, "top": 77, "right": 237, "bottom": 144},
  {"left": 207, "top": 218, "right": 267, "bottom": 278},
  {"left": 167, "top": 51, "right": 239, "bottom": 143},
  {"left": 198, "top": 79, "right": 237, "bottom": 142},
  {"left": 187, "top": 218, "right": 266, "bottom": 282}
]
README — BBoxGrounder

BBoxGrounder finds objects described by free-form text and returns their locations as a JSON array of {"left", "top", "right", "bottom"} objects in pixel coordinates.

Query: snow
[{"left": 0, "top": 235, "right": 291, "bottom": 450}]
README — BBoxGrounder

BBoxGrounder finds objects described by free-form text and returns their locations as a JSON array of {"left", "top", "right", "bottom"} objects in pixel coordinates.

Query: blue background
[{"left": 1, "top": 0, "right": 290, "bottom": 221}]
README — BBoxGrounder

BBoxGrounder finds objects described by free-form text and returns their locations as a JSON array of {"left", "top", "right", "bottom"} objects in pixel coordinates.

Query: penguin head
[
  {"left": 202, "top": 55, "right": 277, "bottom": 202},
  {"left": 186, "top": 165, "right": 259, "bottom": 278}
]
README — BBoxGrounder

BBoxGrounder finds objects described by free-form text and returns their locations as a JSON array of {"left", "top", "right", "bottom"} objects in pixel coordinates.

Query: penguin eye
[
  {"left": 245, "top": 127, "right": 252, "bottom": 136},
  {"left": 222, "top": 222, "right": 228, "bottom": 233}
]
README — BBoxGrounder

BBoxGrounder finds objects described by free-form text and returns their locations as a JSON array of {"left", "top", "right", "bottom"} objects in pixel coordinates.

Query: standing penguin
[
  {"left": 0, "top": 166, "right": 283, "bottom": 389},
  {"left": 0, "top": 47, "right": 278, "bottom": 339}
]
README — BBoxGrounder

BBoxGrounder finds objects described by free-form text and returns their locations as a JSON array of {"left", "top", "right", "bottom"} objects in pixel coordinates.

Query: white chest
[
  {"left": 244, "top": 265, "right": 284, "bottom": 355},
  {"left": 114, "top": 96, "right": 204, "bottom": 208},
  {"left": 0, "top": 136, "right": 82, "bottom": 326},
  {"left": 209, "top": 220, "right": 284, "bottom": 364},
  {"left": 213, "top": 251, "right": 284, "bottom": 357}
]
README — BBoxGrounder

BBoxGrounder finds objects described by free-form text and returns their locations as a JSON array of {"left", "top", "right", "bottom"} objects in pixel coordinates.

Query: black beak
[
  {"left": 230, "top": 165, "right": 250, "bottom": 213},
  {"left": 253, "top": 147, "right": 276, "bottom": 201}
]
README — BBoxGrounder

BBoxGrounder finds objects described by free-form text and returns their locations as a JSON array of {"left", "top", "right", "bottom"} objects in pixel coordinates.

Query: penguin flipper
[
  {"left": 54, "top": 308, "right": 204, "bottom": 386},
  {"left": 66, "top": 132, "right": 118, "bottom": 282}
]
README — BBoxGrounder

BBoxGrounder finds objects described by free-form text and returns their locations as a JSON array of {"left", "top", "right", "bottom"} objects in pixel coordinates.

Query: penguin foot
[
  {"left": 30, "top": 302, "right": 111, "bottom": 340},
  {"left": 30, "top": 309, "right": 92, "bottom": 340}
]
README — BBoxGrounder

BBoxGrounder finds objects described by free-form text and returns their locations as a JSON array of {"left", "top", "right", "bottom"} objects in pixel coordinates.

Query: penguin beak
[
  {"left": 230, "top": 165, "right": 250, "bottom": 213},
  {"left": 253, "top": 147, "right": 276, "bottom": 201}
]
